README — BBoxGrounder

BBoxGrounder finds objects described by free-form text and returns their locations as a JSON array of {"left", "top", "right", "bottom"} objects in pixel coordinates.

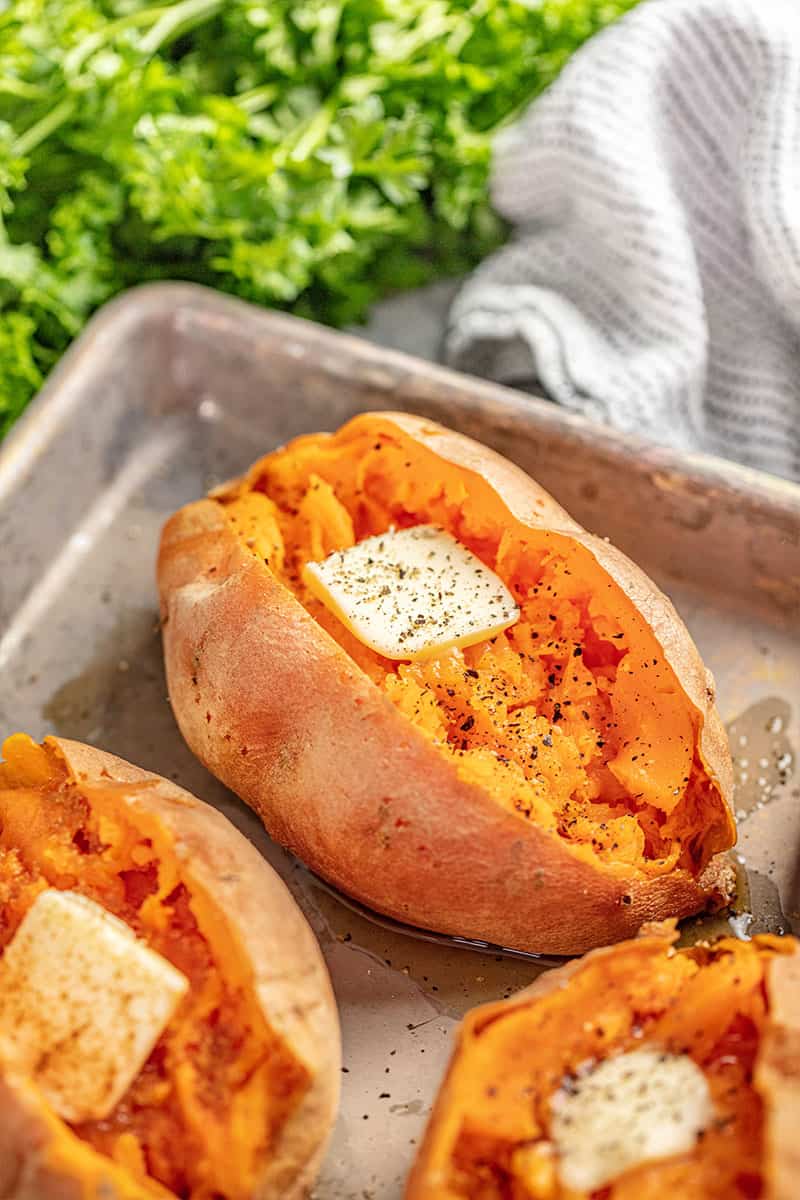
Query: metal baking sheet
[{"left": 0, "top": 282, "right": 798, "bottom": 1199}]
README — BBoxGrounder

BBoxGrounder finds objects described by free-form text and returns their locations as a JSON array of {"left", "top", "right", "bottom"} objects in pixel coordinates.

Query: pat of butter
[
  {"left": 550, "top": 1047, "right": 712, "bottom": 1191},
  {"left": 303, "top": 525, "right": 519, "bottom": 660},
  {"left": 0, "top": 889, "right": 189, "bottom": 1123}
]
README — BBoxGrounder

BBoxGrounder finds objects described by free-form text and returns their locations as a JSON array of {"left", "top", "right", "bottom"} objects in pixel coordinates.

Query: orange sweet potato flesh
[
  {"left": 0, "top": 735, "right": 338, "bottom": 1200},
  {"left": 158, "top": 413, "right": 735, "bottom": 954},
  {"left": 224, "top": 421, "right": 728, "bottom": 873},
  {"left": 406, "top": 929, "right": 799, "bottom": 1200}
]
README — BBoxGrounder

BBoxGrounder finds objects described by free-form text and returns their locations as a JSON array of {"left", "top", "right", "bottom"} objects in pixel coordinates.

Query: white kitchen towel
[{"left": 445, "top": 0, "right": 800, "bottom": 481}]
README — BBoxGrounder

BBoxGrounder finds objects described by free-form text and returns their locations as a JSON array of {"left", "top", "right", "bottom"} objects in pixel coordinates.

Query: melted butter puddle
[
  {"left": 296, "top": 871, "right": 553, "bottom": 1018},
  {"left": 678, "top": 861, "right": 788, "bottom": 947},
  {"left": 681, "top": 698, "right": 796, "bottom": 946},
  {"left": 726, "top": 697, "right": 794, "bottom": 820}
]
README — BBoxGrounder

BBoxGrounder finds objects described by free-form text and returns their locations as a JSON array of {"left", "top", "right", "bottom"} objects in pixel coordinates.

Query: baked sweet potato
[
  {"left": 406, "top": 925, "right": 800, "bottom": 1199},
  {"left": 158, "top": 412, "right": 735, "bottom": 955},
  {"left": 0, "top": 734, "right": 340, "bottom": 1200}
]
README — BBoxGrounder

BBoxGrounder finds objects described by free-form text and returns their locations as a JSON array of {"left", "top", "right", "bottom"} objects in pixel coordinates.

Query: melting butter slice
[
  {"left": 0, "top": 889, "right": 189, "bottom": 1123},
  {"left": 550, "top": 1047, "right": 712, "bottom": 1191},
  {"left": 303, "top": 524, "right": 519, "bottom": 660}
]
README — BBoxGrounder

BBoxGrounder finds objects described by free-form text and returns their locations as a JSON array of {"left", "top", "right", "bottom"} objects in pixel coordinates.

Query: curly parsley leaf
[{"left": 0, "top": 0, "right": 640, "bottom": 435}]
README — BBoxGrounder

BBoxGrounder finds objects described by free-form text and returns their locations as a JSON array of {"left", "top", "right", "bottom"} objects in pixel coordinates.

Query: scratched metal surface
[{"left": 0, "top": 283, "right": 798, "bottom": 1200}]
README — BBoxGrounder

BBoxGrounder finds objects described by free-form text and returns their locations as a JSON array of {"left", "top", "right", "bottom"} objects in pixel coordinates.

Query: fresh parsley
[{"left": 0, "top": 0, "right": 639, "bottom": 436}]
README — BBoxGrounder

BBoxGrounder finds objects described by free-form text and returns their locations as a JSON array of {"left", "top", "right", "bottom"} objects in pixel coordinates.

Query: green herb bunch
[{"left": 0, "top": 0, "right": 639, "bottom": 435}]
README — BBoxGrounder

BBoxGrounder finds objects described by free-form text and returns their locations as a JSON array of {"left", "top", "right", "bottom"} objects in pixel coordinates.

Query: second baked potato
[{"left": 0, "top": 734, "right": 339, "bottom": 1200}]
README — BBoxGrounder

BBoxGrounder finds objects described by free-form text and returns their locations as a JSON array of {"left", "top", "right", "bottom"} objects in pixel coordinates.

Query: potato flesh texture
[
  {"left": 0, "top": 739, "right": 307, "bottom": 1200},
  {"left": 223, "top": 427, "right": 728, "bottom": 874},
  {"left": 424, "top": 938, "right": 771, "bottom": 1199}
]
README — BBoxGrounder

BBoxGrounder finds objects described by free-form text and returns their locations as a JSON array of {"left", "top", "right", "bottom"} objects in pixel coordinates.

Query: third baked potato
[{"left": 406, "top": 923, "right": 800, "bottom": 1198}]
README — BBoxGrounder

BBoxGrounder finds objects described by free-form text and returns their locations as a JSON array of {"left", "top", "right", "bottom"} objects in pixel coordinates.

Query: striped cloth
[{"left": 445, "top": 0, "right": 800, "bottom": 481}]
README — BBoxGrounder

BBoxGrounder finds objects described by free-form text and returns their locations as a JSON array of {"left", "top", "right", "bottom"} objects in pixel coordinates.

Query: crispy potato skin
[
  {"left": 405, "top": 928, "right": 800, "bottom": 1200},
  {"left": 0, "top": 739, "right": 340, "bottom": 1200},
  {"left": 158, "top": 412, "right": 735, "bottom": 956}
]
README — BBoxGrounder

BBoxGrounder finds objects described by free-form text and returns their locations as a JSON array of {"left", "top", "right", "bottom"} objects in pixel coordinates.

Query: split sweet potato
[
  {"left": 158, "top": 412, "right": 735, "bottom": 954},
  {"left": 406, "top": 925, "right": 800, "bottom": 1199},
  {"left": 0, "top": 735, "right": 339, "bottom": 1200}
]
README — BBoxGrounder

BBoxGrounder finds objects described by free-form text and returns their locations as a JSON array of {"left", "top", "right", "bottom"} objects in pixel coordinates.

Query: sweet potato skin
[
  {"left": 157, "top": 412, "right": 735, "bottom": 956},
  {"left": 0, "top": 738, "right": 340, "bottom": 1200},
  {"left": 756, "top": 950, "right": 800, "bottom": 1200},
  {"left": 405, "top": 928, "right": 800, "bottom": 1200}
]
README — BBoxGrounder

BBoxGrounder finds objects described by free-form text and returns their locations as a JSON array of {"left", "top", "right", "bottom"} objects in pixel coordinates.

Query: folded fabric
[{"left": 445, "top": 0, "right": 800, "bottom": 481}]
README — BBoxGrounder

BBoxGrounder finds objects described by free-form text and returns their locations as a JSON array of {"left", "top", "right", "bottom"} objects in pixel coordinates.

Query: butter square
[
  {"left": 0, "top": 889, "right": 188, "bottom": 1122},
  {"left": 303, "top": 524, "right": 519, "bottom": 660}
]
